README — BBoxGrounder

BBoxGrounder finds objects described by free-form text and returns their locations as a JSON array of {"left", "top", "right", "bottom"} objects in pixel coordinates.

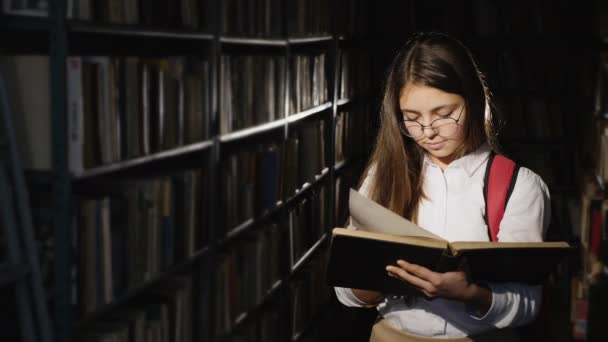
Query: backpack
[
  {"left": 482, "top": 152, "right": 519, "bottom": 242},
  {"left": 483, "top": 152, "right": 553, "bottom": 341}
]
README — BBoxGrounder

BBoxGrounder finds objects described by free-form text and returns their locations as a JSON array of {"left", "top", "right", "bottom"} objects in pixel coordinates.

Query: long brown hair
[{"left": 363, "top": 32, "right": 496, "bottom": 222}]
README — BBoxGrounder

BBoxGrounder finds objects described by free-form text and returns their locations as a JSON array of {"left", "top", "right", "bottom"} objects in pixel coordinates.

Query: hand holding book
[
  {"left": 386, "top": 259, "right": 492, "bottom": 312},
  {"left": 326, "top": 189, "right": 572, "bottom": 298}
]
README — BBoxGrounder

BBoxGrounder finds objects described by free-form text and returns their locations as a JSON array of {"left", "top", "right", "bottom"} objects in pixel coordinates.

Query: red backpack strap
[{"left": 483, "top": 152, "right": 519, "bottom": 242}]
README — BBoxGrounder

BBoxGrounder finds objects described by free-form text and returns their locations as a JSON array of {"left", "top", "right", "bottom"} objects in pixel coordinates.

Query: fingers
[
  {"left": 386, "top": 260, "right": 443, "bottom": 297},
  {"left": 386, "top": 266, "right": 436, "bottom": 297},
  {"left": 396, "top": 260, "right": 438, "bottom": 283}
]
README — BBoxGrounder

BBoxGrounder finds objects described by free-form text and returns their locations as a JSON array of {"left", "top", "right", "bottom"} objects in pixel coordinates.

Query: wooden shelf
[
  {"left": 334, "top": 157, "right": 365, "bottom": 175},
  {"left": 336, "top": 98, "right": 353, "bottom": 108},
  {"left": 287, "top": 102, "right": 333, "bottom": 124},
  {"left": 288, "top": 36, "right": 333, "bottom": 45},
  {"left": 219, "top": 119, "right": 286, "bottom": 143},
  {"left": 290, "top": 233, "right": 328, "bottom": 274},
  {"left": 69, "top": 21, "right": 214, "bottom": 40},
  {"left": 219, "top": 103, "right": 331, "bottom": 144},
  {"left": 72, "top": 140, "right": 214, "bottom": 181},
  {"left": 219, "top": 279, "right": 283, "bottom": 341},
  {"left": 220, "top": 36, "right": 288, "bottom": 47},
  {"left": 219, "top": 168, "right": 329, "bottom": 247},
  {"left": 334, "top": 159, "right": 348, "bottom": 172}
]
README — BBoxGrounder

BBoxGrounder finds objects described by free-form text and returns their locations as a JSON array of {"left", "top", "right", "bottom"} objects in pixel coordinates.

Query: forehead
[{"left": 398, "top": 83, "right": 463, "bottom": 111}]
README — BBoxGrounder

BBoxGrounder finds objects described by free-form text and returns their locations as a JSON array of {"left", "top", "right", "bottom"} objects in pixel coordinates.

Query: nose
[{"left": 422, "top": 125, "right": 438, "bottom": 139}]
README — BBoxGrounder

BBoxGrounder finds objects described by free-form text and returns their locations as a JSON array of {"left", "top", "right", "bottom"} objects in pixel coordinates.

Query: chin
[
  {"left": 423, "top": 143, "right": 460, "bottom": 161},
  {"left": 427, "top": 149, "right": 454, "bottom": 158}
]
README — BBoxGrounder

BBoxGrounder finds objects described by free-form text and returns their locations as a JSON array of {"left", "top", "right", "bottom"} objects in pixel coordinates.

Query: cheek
[{"left": 452, "top": 120, "right": 467, "bottom": 141}]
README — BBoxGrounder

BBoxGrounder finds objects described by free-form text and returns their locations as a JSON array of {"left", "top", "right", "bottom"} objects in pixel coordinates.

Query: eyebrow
[{"left": 400, "top": 103, "right": 458, "bottom": 114}]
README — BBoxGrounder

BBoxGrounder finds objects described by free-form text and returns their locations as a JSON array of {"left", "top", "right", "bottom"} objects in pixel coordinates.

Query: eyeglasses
[{"left": 400, "top": 105, "right": 465, "bottom": 139}]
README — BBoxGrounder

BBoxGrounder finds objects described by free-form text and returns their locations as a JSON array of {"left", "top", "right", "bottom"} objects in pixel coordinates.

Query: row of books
[
  {"left": 67, "top": 56, "right": 210, "bottom": 174},
  {"left": 594, "top": 59, "right": 608, "bottom": 187},
  {"left": 494, "top": 96, "right": 564, "bottom": 141},
  {"left": 3, "top": 0, "right": 368, "bottom": 37},
  {"left": 220, "top": 55, "right": 286, "bottom": 135},
  {"left": 288, "top": 187, "right": 328, "bottom": 268},
  {"left": 569, "top": 178, "right": 608, "bottom": 341},
  {"left": 73, "top": 170, "right": 207, "bottom": 315},
  {"left": 216, "top": 52, "right": 333, "bottom": 134},
  {"left": 220, "top": 120, "right": 326, "bottom": 233},
  {"left": 291, "top": 252, "right": 331, "bottom": 340},
  {"left": 214, "top": 223, "right": 282, "bottom": 336},
  {"left": 75, "top": 276, "right": 193, "bottom": 342},
  {"left": 221, "top": 0, "right": 282, "bottom": 38},
  {"left": 335, "top": 109, "right": 366, "bottom": 164},
  {"left": 66, "top": 0, "right": 208, "bottom": 29},
  {"left": 288, "top": 0, "right": 331, "bottom": 37},
  {"left": 221, "top": 0, "right": 368, "bottom": 38},
  {"left": 217, "top": 255, "right": 331, "bottom": 341},
  {"left": 596, "top": 122, "right": 608, "bottom": 187},
  {"left": 288, "top": 53, "right": 329, "bottom": 116}
]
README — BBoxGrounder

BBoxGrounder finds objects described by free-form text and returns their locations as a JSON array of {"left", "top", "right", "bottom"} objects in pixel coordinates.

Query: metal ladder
[{"left": 0, "top": 72, "right": 53, "bottom": 342}]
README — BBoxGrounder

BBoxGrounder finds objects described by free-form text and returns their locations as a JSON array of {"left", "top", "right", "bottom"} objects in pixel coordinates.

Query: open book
[{"left": 326, "top": 189, "right": 571, "bottom": 297}]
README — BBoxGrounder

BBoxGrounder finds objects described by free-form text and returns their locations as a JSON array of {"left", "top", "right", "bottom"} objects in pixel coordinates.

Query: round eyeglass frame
[{"left": 400, "top": 105, "right": 465, "bottom": 139}]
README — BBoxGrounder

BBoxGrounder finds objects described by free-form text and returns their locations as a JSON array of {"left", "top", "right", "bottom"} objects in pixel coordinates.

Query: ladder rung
[{"left": 0, "top": 262, "right": 30, "bottom": 288}]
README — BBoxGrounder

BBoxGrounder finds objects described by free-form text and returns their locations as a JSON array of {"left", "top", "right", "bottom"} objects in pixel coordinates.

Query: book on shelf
[
  {"left": 74, "top": 275, "right": 193, "bottom": 342},
  {"left": 72, "top": 170, "right": 206, "bottom": 315},
  {"left": 290, "top": 252, "right": 330, "bottom": 339},
  {"left": 221, "top": 0, "right": 283, "bottom": 37},
  {"left": 296, "top": 119, "right": 325, "bottom": 186},
  {"left": 326, "top": 189, "right": 572, "bottom": 298},
  {"left": 289, "top": 0, "right": 330, "bottom": 37},
  {"left": 288, "top": 53, "right": 328, "bottom": 115},
  {"left": 212, "top": 221, "right": 282, "bottom": 335},
  {"left": 67, "top": 56, "right": 210, "bottom": 174},
  {"left": 288, "top": 187, "right": 327, "bottom": 268},
  {"left": 220, "top": 142, "right": 284, "bottom": 233},
  {"left": 220, "top": 54, "right": 285, "bottom": 134}
]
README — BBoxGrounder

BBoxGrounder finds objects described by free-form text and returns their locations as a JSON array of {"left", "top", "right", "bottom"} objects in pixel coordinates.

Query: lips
[{"left": 427, "top": 141, "right": 446, "bottom": 150}]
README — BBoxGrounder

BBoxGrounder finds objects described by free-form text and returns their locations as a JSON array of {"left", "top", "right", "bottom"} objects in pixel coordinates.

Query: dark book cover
[
  {"left": 326, "top": 230, "right": 446, "bottom": 297},
  {"left": 326, "top": 228, "right": 572, "bottom": 297}
]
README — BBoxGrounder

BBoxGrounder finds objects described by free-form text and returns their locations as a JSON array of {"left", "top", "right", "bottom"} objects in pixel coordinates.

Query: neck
[
  {"left": 428, "top": 143, "right": 466, "bottom": 171},
  {"left": 429, "top": 154, "right": 456, "bottom": 171}
]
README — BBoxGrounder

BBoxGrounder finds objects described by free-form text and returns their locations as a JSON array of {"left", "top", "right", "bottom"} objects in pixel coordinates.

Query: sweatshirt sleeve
[
  {"left": 468, "top": 167, "right": 549, "bottom": 328},
  {"left": 334, "top": 166, "right": 381, "bottom": 308}
]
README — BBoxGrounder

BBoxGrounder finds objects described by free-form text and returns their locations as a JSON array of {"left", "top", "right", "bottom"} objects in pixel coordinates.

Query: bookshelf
[{"left": 0, "top": 1, "right": 373, "bottom": 342}]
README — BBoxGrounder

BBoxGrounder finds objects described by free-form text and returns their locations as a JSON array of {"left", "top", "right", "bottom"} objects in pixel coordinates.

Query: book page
[
  {"left": 450, "top": 240, "right": 570, "bottom": 252},
  {"left": 348, "top": 189, "right": 444, "bottom": 241}
]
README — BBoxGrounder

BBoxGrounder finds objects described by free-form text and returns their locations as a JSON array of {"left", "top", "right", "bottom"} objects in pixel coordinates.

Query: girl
[{"left": 334, "top": 32, "right": 550, "bottom": 342}]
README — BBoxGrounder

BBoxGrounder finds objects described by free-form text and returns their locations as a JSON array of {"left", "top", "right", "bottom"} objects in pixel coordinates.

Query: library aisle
[{"left": 0, "top": 1, "right": 607, "bottom": 342}]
